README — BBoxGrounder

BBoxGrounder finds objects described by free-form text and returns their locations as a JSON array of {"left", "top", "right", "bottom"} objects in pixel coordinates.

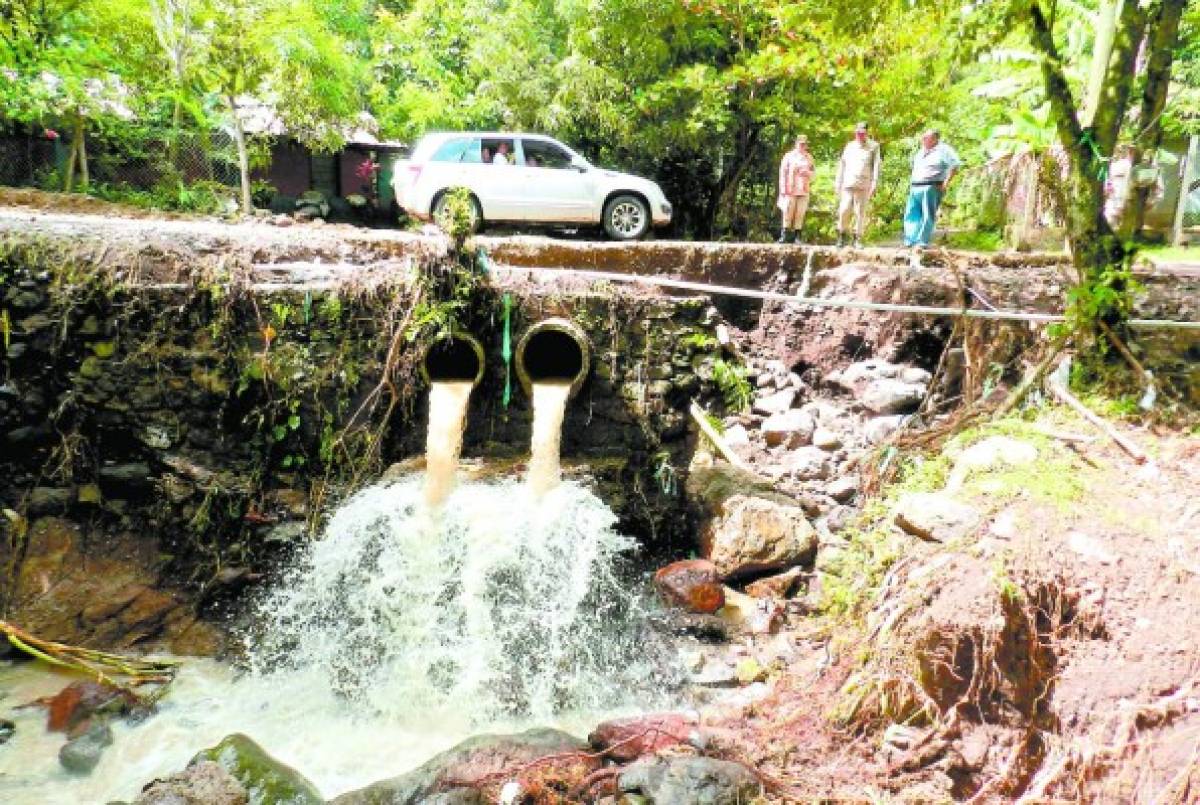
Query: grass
[{"left": 1137, "top": 243, "right": 1199, "bottom": 264}]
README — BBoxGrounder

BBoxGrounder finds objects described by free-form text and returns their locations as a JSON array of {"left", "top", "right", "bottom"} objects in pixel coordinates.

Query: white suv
[{"left": 392, "top": 132, "right": 673, "bottom": 240}]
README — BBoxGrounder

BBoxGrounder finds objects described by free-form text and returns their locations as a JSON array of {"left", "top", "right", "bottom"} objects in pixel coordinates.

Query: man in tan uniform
[
  {"left": 776, "top": 135, "right": 815, "bottom": 244},
  {"left": 834, "top": 121, "right": 881, "bottom": 248}
]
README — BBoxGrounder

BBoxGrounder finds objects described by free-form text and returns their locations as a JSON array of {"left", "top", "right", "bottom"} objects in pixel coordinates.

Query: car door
[
  {"left": 517, "top": 138, "right": 595, "bottom": 223},
  {"left": 477, "top": 136, "right": 522, "bottom": 220}
]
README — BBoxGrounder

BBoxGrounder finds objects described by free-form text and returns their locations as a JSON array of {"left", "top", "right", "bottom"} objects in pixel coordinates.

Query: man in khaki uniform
[
  {"left": 776, "top": 135, "right": 815, "bottom": 244},
  {"left": 834, "top": 121, "right": 881, "bottom": 248}
]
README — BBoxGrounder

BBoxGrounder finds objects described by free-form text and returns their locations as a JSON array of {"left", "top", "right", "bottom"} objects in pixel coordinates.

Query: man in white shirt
[
  {"left": 493, "top": 142, "right": 513, "bottom": 165},
  {"left": 834, "top": 121, "right": 881, "bottom": 248},
  {"left": 902, "top": 129, "right": 961, "bottom": 251}
]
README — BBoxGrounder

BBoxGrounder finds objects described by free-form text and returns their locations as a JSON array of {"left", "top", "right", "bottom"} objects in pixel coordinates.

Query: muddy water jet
[
  {"left": 516, "top": 320, "right": 591, "bottom": 495},
  {"left": 420, "top": 334, "right": 485, "bottom": 507}
]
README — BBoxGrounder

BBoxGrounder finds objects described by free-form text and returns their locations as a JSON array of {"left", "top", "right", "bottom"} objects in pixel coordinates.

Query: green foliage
[
  {"left": 711, "top": 357, "right": 753, "bottom": 413},
  {"left": 435, "top": 187, "right": 477, "bottom": 245}
]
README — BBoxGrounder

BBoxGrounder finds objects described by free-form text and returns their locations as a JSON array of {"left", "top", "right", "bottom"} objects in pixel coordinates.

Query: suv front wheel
[{"left": 603, "top": 194, "right": 649, "bottom": 241}]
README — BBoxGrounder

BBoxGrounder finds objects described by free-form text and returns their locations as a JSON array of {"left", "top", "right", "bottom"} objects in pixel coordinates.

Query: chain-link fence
[{"left": 0, "top": 124, "right": 242, "bottom": 206}]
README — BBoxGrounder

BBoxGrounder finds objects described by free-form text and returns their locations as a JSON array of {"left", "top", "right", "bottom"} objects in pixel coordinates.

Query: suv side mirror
[{"left": 570, "top": 157, "right": 590, "bottom": 173}]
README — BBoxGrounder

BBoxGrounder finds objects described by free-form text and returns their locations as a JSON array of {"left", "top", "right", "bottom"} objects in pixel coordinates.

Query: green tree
[
  {"left": 188, "top": 0, "right": 369, "bottom": 213},
  {"left": 1012, "top": 0, "right": 1188, "bottom": 329}
]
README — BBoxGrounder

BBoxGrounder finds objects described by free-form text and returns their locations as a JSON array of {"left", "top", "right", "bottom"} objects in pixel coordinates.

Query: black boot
[{"left": 777, "top": 228, "right": 793, "bottom": 244}]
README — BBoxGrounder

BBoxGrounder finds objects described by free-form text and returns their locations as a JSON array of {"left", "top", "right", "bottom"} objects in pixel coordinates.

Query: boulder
[
  {"left": 654, "top": 560, "right": 726, "bottom": 614},
  {"left": 701, "top": 495, "right": 817, "bottom": 579},
  {"left": 134, "top": 760, "right": 249, "bottom": 805},
  {"left": 829, "top": 360, "right": 928, "bottom": 414},
  {"left": 59, "top": 720, "right": 113, "bottom": 774},
  {"left": 588, "top": 712, "right": 699, "bottom": 762},
  {"left": 617, "top": 756, "right": 761, "bottom": 805},
  {"left": 744, "top": 567, "right": 805, "bottom": 599},
  {"left": 332, "top": 729, "right": 599, "bottom": 805},
  {"left": 894, "top": 492, "right": 982, "bottom": 542},
  {"left": 760, "top": 410, "right": 813, "bottom": 448},
  {"left": 751, "top": 388, "right": 796, "bottom": 417},
  {"left": 192, "top": 734, "right": 323, "bottom": 805},
  {"left": 859, "top": 378, "right": 926, "bottom": 414}
]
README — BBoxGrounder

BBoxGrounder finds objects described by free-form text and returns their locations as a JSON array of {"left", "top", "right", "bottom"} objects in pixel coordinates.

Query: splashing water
[
  {"left": 528, "top": 381, "right": 571, "bottom": 496},
  {"left": 0, "top": 476, "right": 681, "bottom": 804},
  {"left": 248, "top": 475, "right": 679, "bottom": 720},
  {"left": 423, "top": 381, "right": 474, "bottom": 507}
]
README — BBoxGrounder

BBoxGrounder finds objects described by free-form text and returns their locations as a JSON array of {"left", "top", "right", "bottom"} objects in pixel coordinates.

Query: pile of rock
[{"left": 723, "top": 357, "right": 932, "bottom": 534}]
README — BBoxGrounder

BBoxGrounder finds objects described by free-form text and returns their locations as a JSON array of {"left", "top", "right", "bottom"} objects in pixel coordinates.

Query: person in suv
[{"left": 392, "top": 132, "right": 673, "bottom": 240}]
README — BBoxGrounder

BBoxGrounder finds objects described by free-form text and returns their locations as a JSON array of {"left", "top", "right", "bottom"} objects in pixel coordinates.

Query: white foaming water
[
  {"left": 528, "top": 381, "right": 571, "bottom": 496},
  {"left": 0, "top": 477, "right": 679, "bottom": 804},
  {"left": 423, "top": 381, "right": 474, "bottom": 507}
]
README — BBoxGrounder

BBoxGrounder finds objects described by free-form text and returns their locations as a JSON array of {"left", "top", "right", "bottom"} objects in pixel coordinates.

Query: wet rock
[
  {"left": 59, "top": 720, "right": 114, "bottom": 774},
  {"left": 193, "top": 733, "right": 323, "bottom": 805},
  {"left": 744, "top": 567, "right": 805, "bottom": 599},
  {"left": 700, "top": 494, "right": 817, "bottom": 579},
  {"left": 588, "top": 712, "right": 699, "bottom": 762},
  {"left": 47, "top": 681, "right": 127, "bottom": 732},
  {"left": 787, "top": 446, "right": 831, "bottom": 481},
  {"left": 654, "top": 560, "right": 726, "bottom": 614},
  {"left": 751, "top": 388, "right": 796, "bottom": 416},
  {"left": 617, "top": 755, "right": 761, "bottom": 805},
  {"left": 332, "top": 728, "right": 599, "bottom": 805},
  {"left": 894, "top": 492, "right": 982, "bottom": 542},
  {"left": 134, "top": 760, "right": 249, "bottom": 805},
  {"left": 760, "top": 410, "right": 813, "bottom": 448}
]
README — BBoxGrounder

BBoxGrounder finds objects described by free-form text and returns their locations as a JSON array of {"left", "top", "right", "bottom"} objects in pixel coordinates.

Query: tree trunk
[
  {"left": 77, "top": 117, "right": 88, "bottom": 190},
  {"left": 169, "top": 97, "right": 183, "bottom": 167},
  {"left": 702, "top": 125, "right": 761, "bottom": 237},
  {"left": 1026, "top": 2, "right": 1128, "bottom": 304},
  {"left": 64, "top": 134, "right": 77, "bottom": 193},
  {"left": 1082, "top": 0, "right": 1120, "bottom": 127},
  {"left": 228, "top": 94, "right": 252, "bottom": 215},
  {"left": 1118, "top": 0, "right": 1186, "bottom": 239}
]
